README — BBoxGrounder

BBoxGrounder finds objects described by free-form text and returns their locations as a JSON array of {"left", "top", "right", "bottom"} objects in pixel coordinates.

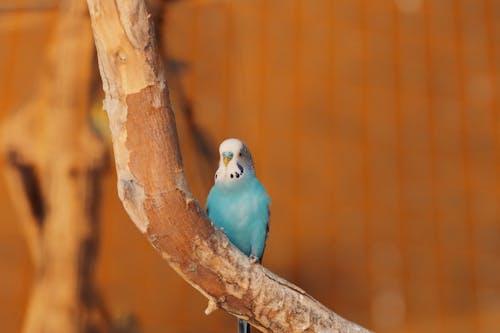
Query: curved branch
[{"left": 86, "top": 1, "right": 372, "bottom": 332}]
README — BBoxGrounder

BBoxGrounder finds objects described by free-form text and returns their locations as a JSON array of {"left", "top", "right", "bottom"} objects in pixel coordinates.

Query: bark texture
[
  {"left": 1, "top": 1, "right": 108, "bottom": 332},
  {"left": 86, "top": 1, "right": 372, "bottom": 332}
]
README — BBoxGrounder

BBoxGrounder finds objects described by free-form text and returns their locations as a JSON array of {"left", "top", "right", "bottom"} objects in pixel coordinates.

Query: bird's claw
[{"left": 249, "top": 255, "right": 259, "bottom": 264}]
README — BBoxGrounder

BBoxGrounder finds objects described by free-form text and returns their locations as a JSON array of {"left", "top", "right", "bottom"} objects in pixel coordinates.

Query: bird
[{"left": 206, "top": 138, "right": 270, "bottom": 333}]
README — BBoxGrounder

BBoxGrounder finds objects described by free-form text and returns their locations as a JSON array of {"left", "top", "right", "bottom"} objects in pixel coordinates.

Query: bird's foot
[{"left": 248, "top": 255, "right": 259, "bottom": 264}]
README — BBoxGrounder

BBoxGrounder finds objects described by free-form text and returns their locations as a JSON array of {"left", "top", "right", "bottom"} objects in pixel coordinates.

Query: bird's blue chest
[{"left": 206, "top": 177, "right": 269, "bottom": 258}]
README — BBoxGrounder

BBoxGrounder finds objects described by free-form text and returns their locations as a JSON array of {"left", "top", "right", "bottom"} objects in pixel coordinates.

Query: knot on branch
[
  {"left": 6, "top": 150, "right": 46, "bottom": 226},
  {"left": 205, "top": 295, "right": 228, "bottom": 316},
  {"left": 118, "top": 176, "right": 149, "bottom": 233}
]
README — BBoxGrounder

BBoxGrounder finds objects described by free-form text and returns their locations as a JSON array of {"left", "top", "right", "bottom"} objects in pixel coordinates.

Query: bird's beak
[{"left": 222, "top": 152, "right": 233, "bottom": 166}]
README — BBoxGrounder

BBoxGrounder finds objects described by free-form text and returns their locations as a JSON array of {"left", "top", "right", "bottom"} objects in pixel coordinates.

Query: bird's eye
[{"left": 239, "top": 152, "right": 242, "bottom": 157}]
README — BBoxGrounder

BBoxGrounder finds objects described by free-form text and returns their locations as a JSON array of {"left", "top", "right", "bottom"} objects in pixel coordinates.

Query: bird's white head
[{"left": 215, "top": 138, "right": 255, "bottom": 185}]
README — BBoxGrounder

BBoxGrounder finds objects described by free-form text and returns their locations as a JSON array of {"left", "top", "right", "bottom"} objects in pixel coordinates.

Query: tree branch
[{"left": 86, "top": 1, "right": 372, "bottom": 332}]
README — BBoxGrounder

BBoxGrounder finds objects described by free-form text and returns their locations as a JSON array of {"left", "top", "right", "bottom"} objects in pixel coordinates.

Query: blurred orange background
[{"left": 1, "top": 0, "right": 499, "bottom": 332}]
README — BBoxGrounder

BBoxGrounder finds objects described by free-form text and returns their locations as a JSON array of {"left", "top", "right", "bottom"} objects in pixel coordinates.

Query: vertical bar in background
[
  {"left": 451, "top": 1, "right": 480, "bottom": 331},
  {"left": 326, "top": 0, "right": 338, "bottom": 308},
  {"left": 395, "top": 1, "right": 450, "bottom": 332},
  {"left": 460, "top": 0, "right": 500, "bottom": 332},
  {"left": 394, "top": 1, "right": 454, "bottom": 332},
  {"left": 262, "top": 0, "right": 297, "bottom": 277},
  {"left": 359, "top": 0, "right": 375, "bottom": 327},
  {"left": 483, "top": 0, "right": 500, "bottom": 209},
  {"left": 221, "top": 1, "right": 232, "bottom": 137},
  {"left": 427, "top": 0, "right": 476, "bottom": 332},
  {"left": 482, "top": 1, "right": 500, "bottom": 329},
  {"left": 390, "top": 4, "right": 411, "bottom": 333},
  {"left": 256, "top": 0, "right": 268, "bottom": 176},
  {"left": 361, "top": 1, "right": 407, "bottom": 331},
  {"left": 296, "top": 0, "right": 337, "bottom": 305},
  {"left": 291, "top": 0, "right": 302, "bottom": 283},
  {"left": 363, "top": 0, "right": 409, "bottom": 330},
  {"left": 225, "top": 0, "right": 261, "bottom": 152},
  {"left": 191, "top": 0, "right": 231, "bottom": 143},
  {"left": 329, "top": 0, "right": 371, "bottom": 327},
  {"left": 422, "top": 0, "right": 447, "bottom": 331}
]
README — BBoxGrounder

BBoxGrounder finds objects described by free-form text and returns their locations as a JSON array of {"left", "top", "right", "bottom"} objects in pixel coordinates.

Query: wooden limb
[
  {"left": 86, "top": 0, "right": 372, "bottom": 332},
  {"left": 1, "top": 1, "right": 109, "bottom": 332}
]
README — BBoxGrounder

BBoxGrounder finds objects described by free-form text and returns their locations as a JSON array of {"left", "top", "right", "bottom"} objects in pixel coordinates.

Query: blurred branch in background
[{"left": 0, "top": 0, "right": 109, "bottom": 332}]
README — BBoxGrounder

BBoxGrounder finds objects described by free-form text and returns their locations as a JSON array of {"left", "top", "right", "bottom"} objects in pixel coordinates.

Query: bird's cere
[{"left": 222, "top": 151, "right": 234, "bottom": 166}]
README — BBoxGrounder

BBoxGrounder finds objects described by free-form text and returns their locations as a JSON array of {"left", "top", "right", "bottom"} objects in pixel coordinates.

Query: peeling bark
[
  {"left": 1, "top": 1, "right": 109, "bottom": 332},
  {"left": 86, "top": 0, "right": 372, "bottom": 332}
]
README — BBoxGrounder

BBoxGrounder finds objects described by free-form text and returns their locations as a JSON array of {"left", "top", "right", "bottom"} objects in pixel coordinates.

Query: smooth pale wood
[
  {"left": 0, "top": 1, "right": 108, "bottom": 332},
  {"left": 86, "top": 0, "right": 371, "bottom": 332}
]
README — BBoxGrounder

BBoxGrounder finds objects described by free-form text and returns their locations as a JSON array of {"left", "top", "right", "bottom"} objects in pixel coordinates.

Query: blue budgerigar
[{"left": 206, "top": 138, "right": 270, "bottom": 333}]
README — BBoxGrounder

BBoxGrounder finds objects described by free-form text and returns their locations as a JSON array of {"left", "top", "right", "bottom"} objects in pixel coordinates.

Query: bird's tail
[{"left": 238, "top": 319, "right": 250, "bottom": 333}]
